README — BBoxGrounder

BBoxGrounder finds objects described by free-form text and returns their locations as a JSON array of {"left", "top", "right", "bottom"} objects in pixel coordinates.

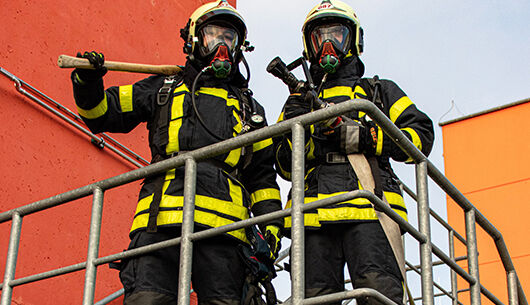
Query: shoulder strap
[
  {"left": 147, "top": 74, "right": 183, "bottom": 233},
  {"left": 358, "top": 75, "right": 384, "bottom": 112},
  {"left": 154, "top": 75, "right": 183, "bottom": 154}
]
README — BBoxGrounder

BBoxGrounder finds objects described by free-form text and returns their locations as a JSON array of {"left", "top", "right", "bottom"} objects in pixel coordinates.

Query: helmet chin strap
[
  {"left": 318, "top": 41, "right": 340, "bottom": 74},
  {"left": 210, "top": 45, "right": 232, "bottom": 78}
]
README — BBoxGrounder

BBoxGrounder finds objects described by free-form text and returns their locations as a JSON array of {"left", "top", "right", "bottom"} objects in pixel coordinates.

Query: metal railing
[
  {"left": 0, "top": 99, "right": 527, "bottom": 305},
  {"left": 0, "top": 67, "right": 149, "bottom": 168}
]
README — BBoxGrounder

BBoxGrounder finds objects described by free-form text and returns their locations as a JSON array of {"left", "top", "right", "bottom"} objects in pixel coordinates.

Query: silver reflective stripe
[{"left": 341, "top": 124, "right": 361, "bottom": 154}]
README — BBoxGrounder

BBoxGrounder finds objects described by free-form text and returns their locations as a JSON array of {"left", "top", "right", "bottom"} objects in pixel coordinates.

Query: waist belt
[{"left": 307, "top": 152, "right": 349, "bottom": 168}]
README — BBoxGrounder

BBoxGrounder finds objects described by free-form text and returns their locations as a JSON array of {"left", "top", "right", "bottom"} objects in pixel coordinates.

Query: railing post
[
  {"left": 507, "top": 271, "right": 519, "bottom": 305},
  {"left": 0, "top": 213, "right": 22, "bottom": 305},
  {"left": 83, "top": 187, "right": 104, "bottom": 305},
  {"left": 291, "top": 123, "right": 306, "bottom": 305},
  {"left": 465, "top": 209, "right": 481, "bottom": 305},
  {"left": 416, "top": 160, "right": 434, "bottom": 305},
  {"left": 449, "top": 230, "right": 459, "bottom": 305},
  {"left": 178, "top": 158, "right": 197, "bottom": 305}
]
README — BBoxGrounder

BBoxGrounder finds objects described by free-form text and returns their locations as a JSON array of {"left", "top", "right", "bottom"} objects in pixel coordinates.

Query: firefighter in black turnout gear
[
  {"left": 273, "top": 1, "right": 434, "bottom": 304},
  {"left": 70, "top": 1, "right": 282, "bottom": 304}
]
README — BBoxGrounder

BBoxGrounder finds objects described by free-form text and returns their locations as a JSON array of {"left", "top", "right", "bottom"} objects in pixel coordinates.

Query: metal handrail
[
  {"left": 0, "top": 67, "right": 149, "bottom": 168},
  {"left": 0, "top": 99, "right": 526, "bottom": 305}
]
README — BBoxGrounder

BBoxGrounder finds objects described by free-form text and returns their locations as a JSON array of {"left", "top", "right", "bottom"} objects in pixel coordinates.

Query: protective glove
[
  {"left": 264, "top": 225, "right": 282, "bottom": 261},
  {"left": 73, "top": 51, "right": 107, "bottom": 84},
  {"left": 283, "top": 93, "right": 311, "bottom": 120},
  {"left": 339, "top": 118, "right": 378, "bottom": 156}
]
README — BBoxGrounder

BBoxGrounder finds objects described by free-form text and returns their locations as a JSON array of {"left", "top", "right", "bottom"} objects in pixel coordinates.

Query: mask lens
[
  {"left": 199, "top": 24, "right": 239, "bottom": 57},
  {"left": 310, "top": 23, "right": 351, "bottom": 55}
]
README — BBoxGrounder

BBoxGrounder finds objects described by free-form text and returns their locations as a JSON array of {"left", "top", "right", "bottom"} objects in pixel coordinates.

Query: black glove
[
  {"left": 283, "top": 93, "right": 311, "bottom": 120},
  {"left": 73, "top": 51, "right": 107, "bottom": 83},
  {"left": 339, "top": 118, "right": 378, "bottom": 156},
  {"left": 264, "top": 225, "right": 282, "bottom": 261}
]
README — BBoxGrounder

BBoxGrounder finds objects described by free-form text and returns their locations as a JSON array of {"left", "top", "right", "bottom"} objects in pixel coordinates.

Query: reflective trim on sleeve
[
  {"left": 275, "top": 143, "right": 292, "bottom": 181},
  {"left": 77, "top": 93, "right": 108, "bottom": 119},
  {"left": 250, "top": 188, "right": 281, "bottom": 207},
  {"left": 253, "top": 138, "right": 273, "bottom": 153},
  {"left": 389, "top": 96, "right": 413, "bottom": 123},
  {"left": 401, "top": 127, "right": 422, "bottom": 163},
  {"left": 375, "top": 125, "right": 384, "bottom": 156},
  {"left": 119, "top": 85, "right": 133, "bottom": 112},
  {"left": 401, "top": 127, "right": 422, "bottom": 151}
]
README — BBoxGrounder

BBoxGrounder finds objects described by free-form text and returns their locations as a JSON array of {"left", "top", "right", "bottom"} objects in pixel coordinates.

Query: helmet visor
[
  {"left": 199, "top": 24, "right": 239, "bottom": 57},
  {"left": 310, "top": 23, "right": 351, "bottom": 55}
]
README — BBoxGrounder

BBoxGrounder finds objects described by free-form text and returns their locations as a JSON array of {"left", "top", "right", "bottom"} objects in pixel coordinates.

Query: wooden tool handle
[{"left": 57, "top": 54, "right": 182, "bottom": 76}]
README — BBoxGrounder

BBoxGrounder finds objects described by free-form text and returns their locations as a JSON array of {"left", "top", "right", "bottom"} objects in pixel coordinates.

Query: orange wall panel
[{"left": 443, "top": 101, "right": 529, "bottom": 304}]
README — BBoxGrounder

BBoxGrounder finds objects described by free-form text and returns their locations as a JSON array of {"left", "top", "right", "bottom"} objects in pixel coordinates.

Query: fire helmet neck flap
[
  {"left": 302, "top": 0, "right": 363, "bottom": 73},
  {"left": 181, "top": 0, "right": 247, "bottom": 77}
]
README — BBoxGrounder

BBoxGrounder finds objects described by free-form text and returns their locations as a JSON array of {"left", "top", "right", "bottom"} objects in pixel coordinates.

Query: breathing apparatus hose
[{"left": 191, "top": 66, "right": 227, "bottom": 141}]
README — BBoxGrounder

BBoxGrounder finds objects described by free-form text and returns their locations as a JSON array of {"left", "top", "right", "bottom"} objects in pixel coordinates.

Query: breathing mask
[
  {"left": 199, "top": 24, "right": 239, "bottom": 78},
  {"left": 310, "top": 23, "right": 351, "bottom": 73}
]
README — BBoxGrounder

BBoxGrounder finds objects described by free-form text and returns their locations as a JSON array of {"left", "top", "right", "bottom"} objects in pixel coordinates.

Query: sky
[{"left": 236, "top": 0, "right": 530, "bottom": 303}]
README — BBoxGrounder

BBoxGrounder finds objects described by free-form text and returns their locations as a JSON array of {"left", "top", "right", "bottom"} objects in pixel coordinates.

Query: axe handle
[{"left": 57, "top": 54, "right": 182, "bottom": 76}]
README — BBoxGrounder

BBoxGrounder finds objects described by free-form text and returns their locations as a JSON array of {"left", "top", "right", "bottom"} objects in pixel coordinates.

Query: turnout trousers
[
  {"left": 119, "top": 228, "right": 246, "bottom": 305},
  {"left": 298, "top": 222, "right": 404, "bottom": 305}
]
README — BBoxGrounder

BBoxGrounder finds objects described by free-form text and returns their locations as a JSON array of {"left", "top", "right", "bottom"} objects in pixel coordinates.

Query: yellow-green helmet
[
  {"left": 181, "top": 0, "right": 247, "bottom": 61},
  {"left": 302, "top": 0, "right": 363, "bottom": 63}
]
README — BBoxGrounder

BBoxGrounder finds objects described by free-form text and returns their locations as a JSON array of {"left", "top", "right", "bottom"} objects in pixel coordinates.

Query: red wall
[{"left": 0, "top": 0, "right": 235, "bottom": 303}]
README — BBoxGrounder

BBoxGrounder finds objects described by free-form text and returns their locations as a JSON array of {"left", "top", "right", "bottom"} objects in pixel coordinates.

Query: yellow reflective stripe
[
  {"left": 198, "top": 87, "right": 228, "bottom": 99},
  {"left": 119, "top": 85, "right": 133, "bottom": 112},
  {"left": 389, "top": 96, "right": 413, "bottom": 123},
  {"left": 228, "top": 178, "right": 243, "bottom": 208},
  {"left": 133, "top": 193, "right": 248, "bottom": 225},
  {"left": 283, "top": 191, "right": 407, "bottom": 226},
  {"left": 253, "top": 138, "right": 272, "bottom": 153},
  {"left": 318, "top": 206, "right": 378, "bottom": 221},
  {"left": 353, "top": 85, "right": 367, "bottom": 98},
  {"left": 250, "top": 188, "right": 281, "bottom": 207},
  {"left": 401, "top": 127, "right": 422, "bottom": 151},
  {"left": 224, "top": 148, "right": 241, "bottom": 167},
  {"left": 275, "top": 143, "right": 292, "bottom": 180},
  {"left": 77, "top": 93, "right": 108, "bottom": 119},
  {"left": 284, "top": 213, "right": 320, "bottom": 228},
  {"left": 226, "top": 97, "right": 241, "bottom": 110},
  {"left": 322, "top": 86, "right": 353, "bottom": 99},
  {"left": 284, "top": 197, "right": 321, "bottom": 228},
  {"left": 277, "top": 111, "right": 285, "bottom": 123},
  {"left": 166, "top": 90, "right": 186, "bottom": 154},
  {"left": 130, "top": 210, "right": 248, "bottom": 242},
  {"left": 232, "top": 110, "right": 242, "bottom": 134},
  {"left": 376, "top": 125, "right": 384, "bottom": 156}
]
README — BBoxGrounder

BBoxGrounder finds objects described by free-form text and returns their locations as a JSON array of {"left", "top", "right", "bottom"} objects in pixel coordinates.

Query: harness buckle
[
  {"left": 157, "top": 76, "right": 175, "bottom": 106},
  {"left": 325, "top": 152, "right": 347, "bottom": 164}
]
